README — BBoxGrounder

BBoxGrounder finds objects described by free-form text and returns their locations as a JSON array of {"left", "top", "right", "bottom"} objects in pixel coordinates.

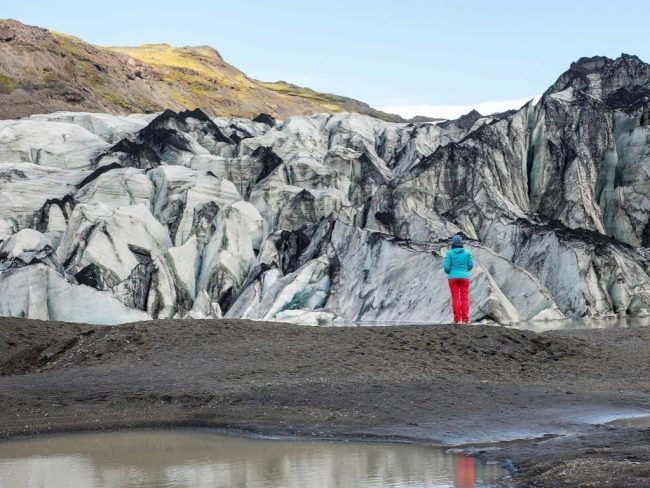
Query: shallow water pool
[
  {"left": 332, "top": 316, "right": 650, "bottom": 332},
  {"left": 0, "top": 430, "right": 508, "bottom": 488}
]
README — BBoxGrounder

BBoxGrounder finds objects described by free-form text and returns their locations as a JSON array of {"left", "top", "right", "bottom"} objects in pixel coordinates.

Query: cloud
[{"left": 379, "top": 95, "right": 540, "bottom": 120}]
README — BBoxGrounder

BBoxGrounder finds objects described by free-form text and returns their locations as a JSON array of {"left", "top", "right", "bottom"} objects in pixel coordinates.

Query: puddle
[
  {"left": 606, "top": 415, "right": 650, "bottom": 428},
  {"left": 506, "top": 316, "right": 650, "bottom": 333},
  {"left": 331, "top": 316, "right": 650, "bottom": 332},
  {"left": 569, "top": 409, "right": 650, "bottom": 426},
  {"left": 0, "top": 429, "right": 509, "bottom": 488}
]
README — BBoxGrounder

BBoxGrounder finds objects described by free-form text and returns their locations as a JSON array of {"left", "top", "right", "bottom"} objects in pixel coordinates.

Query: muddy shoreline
[{"left": 1, "top": 317, "right": 649, "bottom": 487}]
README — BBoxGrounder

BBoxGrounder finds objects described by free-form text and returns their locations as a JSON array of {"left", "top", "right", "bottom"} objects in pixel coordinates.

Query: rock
[{"left": 252, "top": 113, "right": 277, "bottom": 127}]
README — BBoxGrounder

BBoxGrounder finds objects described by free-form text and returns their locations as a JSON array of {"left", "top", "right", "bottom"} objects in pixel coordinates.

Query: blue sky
[{"left": 3, "top": 1, "right": 649, "bottom": 118}]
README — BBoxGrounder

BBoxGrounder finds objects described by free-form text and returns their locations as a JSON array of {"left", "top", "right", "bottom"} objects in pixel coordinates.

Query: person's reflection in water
[{"left": 455, "top": 453, "right": 476, "bottom": 488}]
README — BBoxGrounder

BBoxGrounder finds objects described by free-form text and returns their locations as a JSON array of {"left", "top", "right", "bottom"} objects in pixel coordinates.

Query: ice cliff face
[{"left": 2, "top": 54, "right": 650, "bottom": 325}]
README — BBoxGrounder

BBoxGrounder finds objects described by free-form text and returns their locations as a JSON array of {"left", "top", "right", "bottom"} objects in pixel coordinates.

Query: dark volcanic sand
[{"left": 1, "top": 317, "right": 650, "bottom": 487}]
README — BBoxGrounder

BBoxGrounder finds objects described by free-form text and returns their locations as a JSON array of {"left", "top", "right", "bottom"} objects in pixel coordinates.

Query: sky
[{"left": 3, "top": 0, "right": 649, "bottom": 119}]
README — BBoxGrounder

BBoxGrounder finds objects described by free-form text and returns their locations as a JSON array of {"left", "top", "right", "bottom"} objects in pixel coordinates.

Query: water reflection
[
  {"left": 455, "top": 454, "right": 475, "bottom": 488},
  {"left": 606, "top": 415, "right": 650, "bottom": 428},
  {"left": 0, "top": 430, "right": 506, "bottom": 488},
  {"left": 506, "top": 315, "right": 650, "bottom": 333},
  {"left": 332, "top": 316, "right": 650, "bottom": 332}
]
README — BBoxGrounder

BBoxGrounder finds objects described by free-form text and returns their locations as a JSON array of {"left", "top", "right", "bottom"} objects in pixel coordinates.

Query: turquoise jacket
[{"left": 443, "top": 247, "right": 474, "bottom": 279}]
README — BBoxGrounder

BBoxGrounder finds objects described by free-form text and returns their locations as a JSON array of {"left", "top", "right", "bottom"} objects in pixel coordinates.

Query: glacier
[{"left": 2, "top": 54, "right": 650, "bottom": 325}]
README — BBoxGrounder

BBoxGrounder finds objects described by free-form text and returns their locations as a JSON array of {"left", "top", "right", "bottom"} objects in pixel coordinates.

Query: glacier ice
[
  {"left": 0, "top": 119, "right": 109, "bottom": 169},
  {"left": 0, "top": 264, "right": 149, "bottom": 324},
  {"left": 3, "top": 55, "right": 650, "bottom": 325}
]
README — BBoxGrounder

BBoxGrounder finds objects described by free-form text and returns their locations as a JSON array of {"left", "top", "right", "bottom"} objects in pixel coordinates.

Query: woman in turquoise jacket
[{"left": 443, "top": 235, "right": 474, "bottom": 324}]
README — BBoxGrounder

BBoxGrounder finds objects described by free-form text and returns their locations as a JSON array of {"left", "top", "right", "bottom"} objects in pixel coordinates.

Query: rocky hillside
[
  {"left": 0, "top": 19, "right": 403, "bottom": 121},
  {"left": 1, "top": 54, "right": 650, "bottom": 325}
]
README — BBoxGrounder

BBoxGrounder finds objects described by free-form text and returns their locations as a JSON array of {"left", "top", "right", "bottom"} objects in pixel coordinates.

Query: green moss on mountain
[
  {"left": 0, "top": 73, "right": 15, "bottom": 93},
  {"left": 0, "top": 19, "right": 405, "bottom": 121}
]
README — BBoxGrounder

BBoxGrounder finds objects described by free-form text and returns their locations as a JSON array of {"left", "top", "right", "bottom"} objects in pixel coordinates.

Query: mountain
[
  {"left": 1, "top": 52, "right": 650, "bottom": 325},
  {"left": 0, "top": 19, "right": 404, "bottom": 121}
]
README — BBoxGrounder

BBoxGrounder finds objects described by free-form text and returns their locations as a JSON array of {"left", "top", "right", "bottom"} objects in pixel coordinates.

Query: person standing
[{"left": 443, "top": 235, "right": 474, "bottom": 324}]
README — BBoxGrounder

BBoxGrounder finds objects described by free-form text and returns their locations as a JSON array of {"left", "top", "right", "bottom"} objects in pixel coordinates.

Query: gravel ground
[{"left": 1, "top": 317, "right": 649, "bottom": 487}]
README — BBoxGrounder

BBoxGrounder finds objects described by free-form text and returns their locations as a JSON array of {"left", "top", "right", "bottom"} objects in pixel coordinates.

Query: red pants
[{"left": 448, "top": 278, "right": 470, "bottom": 323}]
